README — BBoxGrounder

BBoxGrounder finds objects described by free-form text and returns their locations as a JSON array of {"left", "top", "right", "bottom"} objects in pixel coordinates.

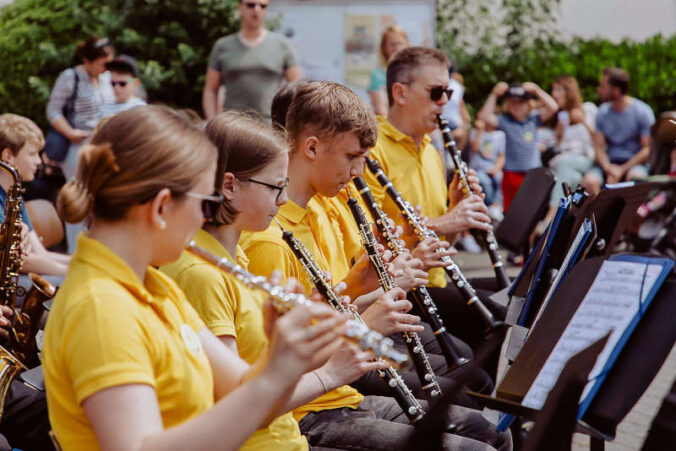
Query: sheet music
[
  {"left": 522, "top": 260, "right": 663, "bottom": 410},
  {"left": 530, "top": 219, "right": 592, "bottom": 330}
]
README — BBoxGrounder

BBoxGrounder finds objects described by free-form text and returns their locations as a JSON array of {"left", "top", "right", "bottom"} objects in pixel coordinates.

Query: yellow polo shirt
[
  {"left": 315, "top": 184, "right": 374, "bottom": 267},
  {"left": 241, "top": 199, "right": 364, "bottom": 421},
  {"left": 363, "top": 116, "right": 448, "bottom": 287},
  {"left": 161, "top": 229, "right": 308, "bottom": 451},
  {"left": 42, "top": 234, "right": 214, "bottom": 451}
]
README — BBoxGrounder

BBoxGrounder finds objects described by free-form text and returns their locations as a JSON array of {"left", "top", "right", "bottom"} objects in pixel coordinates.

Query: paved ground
[{"left": 456, "top": 249, "right": 675, "bottom": 450}]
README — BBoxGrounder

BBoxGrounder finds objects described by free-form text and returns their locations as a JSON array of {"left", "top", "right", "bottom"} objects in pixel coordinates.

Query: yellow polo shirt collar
[
  {"left": 378, "top": 116, "right": 432, "bottom": 152},
  {"left": 74, "top": 234, "right": 178, "bottom": 322}
]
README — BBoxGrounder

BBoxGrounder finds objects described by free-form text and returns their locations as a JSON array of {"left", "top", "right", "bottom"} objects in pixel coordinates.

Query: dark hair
[
  {"left": 386, "top": 47, "right": 449, "bottom": 106},
  {"left": 205, "top": 112, "right": 288, "bottom": 225},
  {"left": 271, "top": 79, "right": 309, "bottom": 130},
  {"left": 603, "top": 67, "right": 630, "bottom": 95},
  {"left": 286, "top": 81, "right": 377, "bottom": 150},
  {"left": 77, "top": 37, "right": 113, "bottom": 61},
  {"left": 57, "top": 105, "right": 216, "bottom": 223}
]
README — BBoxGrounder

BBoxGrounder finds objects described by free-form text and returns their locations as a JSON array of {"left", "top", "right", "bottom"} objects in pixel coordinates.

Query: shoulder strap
[{"left": 65, "top": 68, "right": 80, "bottom": 116}]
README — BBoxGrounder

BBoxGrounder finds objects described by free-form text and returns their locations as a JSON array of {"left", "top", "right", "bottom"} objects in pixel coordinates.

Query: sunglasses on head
[
  {"left": 185, "top": 191, "right": 225, "bottom": 220},
  {"left": 244, "top": 2, "right": 268, "bottom": 9}
]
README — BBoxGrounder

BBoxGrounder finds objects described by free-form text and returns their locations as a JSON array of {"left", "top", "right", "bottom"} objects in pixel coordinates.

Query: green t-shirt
[{"left": 208, "top": 32, "right": 297, "bottom": 120}]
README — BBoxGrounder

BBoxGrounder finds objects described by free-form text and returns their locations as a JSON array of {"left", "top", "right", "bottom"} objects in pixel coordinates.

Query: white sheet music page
[{"left": 521, "top": 260, "right": 662, "bottom": 409}]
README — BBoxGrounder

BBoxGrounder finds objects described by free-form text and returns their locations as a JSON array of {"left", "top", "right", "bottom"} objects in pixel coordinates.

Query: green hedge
[
  {"left": 0, "top": 0, "right": 238, "bottom": 130},
  {"left": 446, "top": 34, "right": 676, "bottom": 117}
]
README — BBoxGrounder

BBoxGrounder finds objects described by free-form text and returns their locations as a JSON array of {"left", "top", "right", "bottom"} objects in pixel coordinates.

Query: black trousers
[
  {"left": 0, "top": 381, "right": 53, "bottom": 451},
  {"left": 351, "top": 322, "right": 493, "bottom": 409}
]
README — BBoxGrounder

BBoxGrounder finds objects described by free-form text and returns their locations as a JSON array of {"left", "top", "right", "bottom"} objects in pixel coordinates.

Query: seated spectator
[
  {"left": 477, "top": 82, "right": 558, "bottom": 211},
  {"left": 539, "top": 75, "right": 597, "bottom": 227},
  {"left": 368, "top": 25, "right": 409, "bottom": 116},
  {"left": 0, "top": 114, "right": 70, "bottom": 278},
  {"left": 98, "top": 54, "right": 147, "bottom": 120},
  {"left": 582, "top": 67, "right": 655, "bottom": 194},
  {"left": 469, "top": 118, "right": 505, "bottom": 219}
]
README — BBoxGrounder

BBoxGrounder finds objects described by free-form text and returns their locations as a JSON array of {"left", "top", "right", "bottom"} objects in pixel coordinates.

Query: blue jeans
[{"left": 476, "top": 170, "right": 502, "bottom": 206}]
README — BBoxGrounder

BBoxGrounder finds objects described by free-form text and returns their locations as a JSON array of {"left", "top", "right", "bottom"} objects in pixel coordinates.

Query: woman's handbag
[{"left": 43, "top": 69, "right": 79, "bottom": 162}]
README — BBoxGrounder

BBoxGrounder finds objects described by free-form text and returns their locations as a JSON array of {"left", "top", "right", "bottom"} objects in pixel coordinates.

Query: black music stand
[
  {"left": 470, "top": 256, "right": 676, "bottom": 449},
  {"left": 508, "top": 182, "right": 657, "bottom": 328},
  {"left": 495, "top": 167, "right": 555, "bottom": 254}
]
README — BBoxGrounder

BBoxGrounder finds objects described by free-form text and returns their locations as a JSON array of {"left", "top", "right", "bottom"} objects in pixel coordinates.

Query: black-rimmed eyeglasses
[
  {"left": 237, "top": 176, "right": 289, "bottom": 202},
  {"left": 185, "top": 191, "right": 225, "bottom": 220}
]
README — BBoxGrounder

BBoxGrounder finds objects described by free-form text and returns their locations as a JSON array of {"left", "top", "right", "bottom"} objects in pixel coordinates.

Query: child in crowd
[
  {"left": 477, "top": 82, "right": 558, "bottom": 211},
  {"left": 0, "top": 114, "right": 70, "bottom": 286},
  {"left": 98, "top": 54, "right": 146, "bottom": 120},
  {"left": 469, "top": 118, "right": 505, "bottom": 220}
]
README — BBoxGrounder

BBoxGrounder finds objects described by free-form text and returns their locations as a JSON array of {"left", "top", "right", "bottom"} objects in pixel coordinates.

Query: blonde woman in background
[{"left": 368, "top": 25, "right": 409, "bottom": 116}]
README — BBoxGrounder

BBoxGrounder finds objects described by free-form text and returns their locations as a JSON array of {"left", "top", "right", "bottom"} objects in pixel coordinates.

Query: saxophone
[
  {"left": 278, "top": 223, "right": 424, "bottom": 423},
  {"left": 0, "top": 160, "right": 28, "bottom": 420}
]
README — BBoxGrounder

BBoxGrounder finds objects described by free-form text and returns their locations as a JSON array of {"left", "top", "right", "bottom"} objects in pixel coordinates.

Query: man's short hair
[
  {"left": 0, "top": 114, "right": 45, "bottom": 156},
  {"left": 286, "top": 81, "right": 377, "bottom": 149},
  {"left": 386, "top": 47, "right": 450, "bottom": 106},
  {"left": 603, "top": 67, "right": 630, "bottom": 95}
]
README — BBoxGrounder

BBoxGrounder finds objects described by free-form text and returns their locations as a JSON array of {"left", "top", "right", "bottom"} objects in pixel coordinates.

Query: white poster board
[{"left": 268, "top": 0, "right": 437, "bottom": 100}]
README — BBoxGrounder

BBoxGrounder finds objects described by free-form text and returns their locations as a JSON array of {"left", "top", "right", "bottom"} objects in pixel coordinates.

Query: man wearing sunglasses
[
  {"left": 202, "top": 0, "right": 301, "bottom": 122},
  {"left": 362, "top": 47, "right": 505, "bottom": 351},
  {"left": 99, "top": 55, "right": 146, "bottom": 121}
]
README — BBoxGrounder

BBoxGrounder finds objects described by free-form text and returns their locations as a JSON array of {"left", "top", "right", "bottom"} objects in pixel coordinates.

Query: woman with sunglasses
[
  {"left": 46, "top": 36, "right": 116, "bottom": 253},
  {"left": 162, "top": 111, "right": 386, "bottom": 450},
  {"left": 42, "top": 105, "right": 350, "bottom": 451},
  {"left": 202, "top": 0, "right": 302, "bottom": 122}
]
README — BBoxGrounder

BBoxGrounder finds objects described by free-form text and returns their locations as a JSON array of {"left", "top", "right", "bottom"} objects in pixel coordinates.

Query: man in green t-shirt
[{"left": 202, "top": 0, "right": 302, "bottom": 121}]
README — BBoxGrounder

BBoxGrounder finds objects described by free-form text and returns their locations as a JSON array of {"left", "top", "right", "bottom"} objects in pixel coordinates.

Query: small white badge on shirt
[{"left": 180, "top": 324, "right": 203, "bottom": 356}]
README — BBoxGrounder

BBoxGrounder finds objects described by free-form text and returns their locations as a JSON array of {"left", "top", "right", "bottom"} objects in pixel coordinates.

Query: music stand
[{"left": 470, "top": 256, "right": 676, "bottom": 449}]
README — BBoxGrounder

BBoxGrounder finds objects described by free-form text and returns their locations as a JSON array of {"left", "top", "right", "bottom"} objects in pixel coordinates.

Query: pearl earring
[{"left": 159, "top": 219, "right": 167, "bottom": 230}]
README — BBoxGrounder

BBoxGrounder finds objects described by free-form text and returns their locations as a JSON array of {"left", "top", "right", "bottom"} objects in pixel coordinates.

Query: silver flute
[
  {"left": 278, "top": 225, "right": 424, "bottom": 423},
  {"left": 187, "top": 241, "right": 409, "bottom": 368}
]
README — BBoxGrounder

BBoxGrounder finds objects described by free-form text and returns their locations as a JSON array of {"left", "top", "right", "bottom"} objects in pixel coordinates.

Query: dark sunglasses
[
  {"left": 111, "top": 80, "right": 131, "bottom": 87},
  {"left": 185, "top": 191, "right": 225, "bottom": 220},
  {"left": 429, "top": 86, "right": 453, "bottom": 102},
  {"left": 237, "top": 176, "right": 289, "bottom": 202},
  {"left": 244, "top": 2, "right": 268, "bottom": 9}
]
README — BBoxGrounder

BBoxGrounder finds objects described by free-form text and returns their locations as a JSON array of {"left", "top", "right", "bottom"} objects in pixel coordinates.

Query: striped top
[{"left": 46, "top": 66, "right": 115, "bottom": 131}]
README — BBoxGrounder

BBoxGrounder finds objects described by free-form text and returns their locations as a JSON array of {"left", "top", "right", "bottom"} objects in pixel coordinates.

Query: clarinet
[
  {"left": 437, "top": 116, "right": 511, "bottom": 290},
  {"left": 345, "top": 192, "right": 442, "bottom": 400},
  {"left": 278, "top": 227, "right": 425, "bottom": 423},
  {"left": 186, "top": 241, "right": 408, "bottom": 368},
  {"left": 365, "top": 158, "right": 503, "bottom": 334},
  {"left": 352, "top": 177, "right": 469, "bottom": 371}
]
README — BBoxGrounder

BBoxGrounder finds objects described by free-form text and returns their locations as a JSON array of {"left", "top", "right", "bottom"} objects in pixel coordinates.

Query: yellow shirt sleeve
[
  {"left": 171, "top": 263, "right": 236, "bottom": 338},
  {"left": 244, "top": 238, "right": 312, "bottom": 294},
  {"left": 63, "top": 288, "right": 156, "bottom": 404}
]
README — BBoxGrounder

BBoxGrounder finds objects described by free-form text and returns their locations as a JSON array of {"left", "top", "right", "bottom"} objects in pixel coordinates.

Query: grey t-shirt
[{"left": 208, "top": 32, "right": 297, "bottom": 120}]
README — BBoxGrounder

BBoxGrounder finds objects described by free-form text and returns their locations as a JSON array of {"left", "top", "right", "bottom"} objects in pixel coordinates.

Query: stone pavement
[{"left": 455, "top": 249, "right": 675, "bottom": 450}]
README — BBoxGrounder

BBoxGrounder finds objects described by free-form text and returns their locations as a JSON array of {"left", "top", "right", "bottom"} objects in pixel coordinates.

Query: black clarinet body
[
  {"left": 279, "top": 228, "right": 425, "bottom": 423},
  {"left": 345, "top": 194, "right": 442, "bottom": 400},
  {"left": 352, "top": 177, "right": 469, "bottom": 371},
  {"left": 365, "top": 158, "right": 503, "bottom": 334},
  {"left": 437, "top": 116, "right": 511, "bottom": 290}
]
